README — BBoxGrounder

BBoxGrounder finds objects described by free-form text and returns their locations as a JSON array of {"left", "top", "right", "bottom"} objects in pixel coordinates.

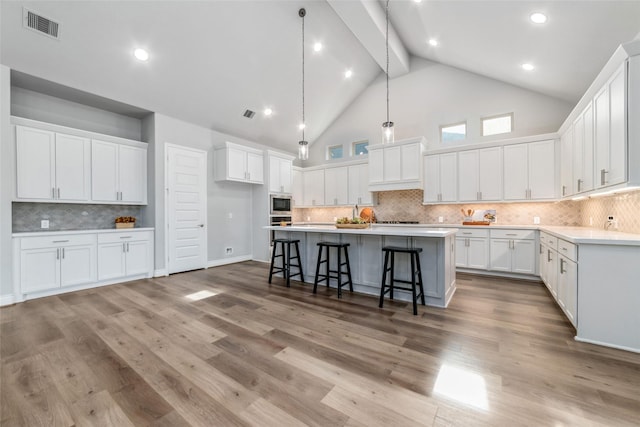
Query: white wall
[
  {"left": 11, "top": 87, "right": 142, "bottom": 141},
  {"left": 0, "top": 65, "right": 12, "bottom": 299},
  {"left": 152, "top": 114, "right": 275, "bottom": 272},
  {"left": 306, "top": 57, "right": 572, "bottom": 166}
]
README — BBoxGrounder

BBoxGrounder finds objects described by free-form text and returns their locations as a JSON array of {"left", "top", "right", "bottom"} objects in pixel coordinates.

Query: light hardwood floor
[{"left": 1, "top": 261, "right": 639, "bottom": 426}]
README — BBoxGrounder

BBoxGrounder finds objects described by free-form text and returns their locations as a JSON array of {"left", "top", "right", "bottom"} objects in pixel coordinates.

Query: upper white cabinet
[
  {"left": 324, "top": 166, "right": 349, "bottom": 206},
  {"left": 573, "top": 103, "right": 595, "bottom": 194},
  {"left": 423, "top": 153, "right": 457, "bottom": 203},
  {"left": 594, "top": 63, "right": 626, "bottom": 189},
  {"left": 368, "top": 137, "right": 425, "bottom": 191},
  {"left": 214, "top": 142, "right": 264, "bottom": 184},
  {"left": 268, "top": 152, "right": 294, "bottom": 194},
  {"left": 292, "top": 167, "right": 303, "bottom": 208},
  {"left": 458, "top": 147, "right": 502, "bottom": 202},
  {"left": 348, "top": 163, "right": 375, "bottom": 206},
  {"left": 302, "top": 169, "right": 325, "bottom": 206},
  {"left": 560, "top": 127, "right": 574, "bottom": 197},
  {"left": 92, "top": 140, "right": 147, "bottom": 204},
  {"left": 16, "top": 126, "right": 90, "bottom": 202},
  {"left": 503, "top": 140, "right": 555, "bottom": 201}
]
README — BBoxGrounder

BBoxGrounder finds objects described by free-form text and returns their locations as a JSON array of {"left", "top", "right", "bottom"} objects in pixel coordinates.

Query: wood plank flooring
[{"left": 2, "top": 262, "right": 639, "bottom": 426}]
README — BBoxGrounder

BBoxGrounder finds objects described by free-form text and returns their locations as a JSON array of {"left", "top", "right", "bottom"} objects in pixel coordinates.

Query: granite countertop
[{"left": 12, "top": 227, "right": 155, "bottom": 237}]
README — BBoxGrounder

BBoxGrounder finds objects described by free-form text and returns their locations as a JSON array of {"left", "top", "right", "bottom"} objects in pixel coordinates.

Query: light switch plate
[
  {"left": 438, "top": 216, "right": 444, "bottom": 223},
  {"left": 41, "top": 220, "right": 49, "bottom": 229}
]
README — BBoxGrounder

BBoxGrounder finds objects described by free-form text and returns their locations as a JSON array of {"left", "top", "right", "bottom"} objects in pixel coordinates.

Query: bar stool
[
  {"left": 269, "top": 238, "right": 304, "bottom": 287},
  {"left": 313, "top": 242, "right": 353, "bottom": 298},
  {"left": 379, "top": 246, "right": 425, "bottom": 315}
]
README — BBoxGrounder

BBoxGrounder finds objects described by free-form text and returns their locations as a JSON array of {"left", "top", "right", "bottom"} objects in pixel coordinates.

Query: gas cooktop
[{"left": 377, "top": 220, "right": 420, "bottom": 224}]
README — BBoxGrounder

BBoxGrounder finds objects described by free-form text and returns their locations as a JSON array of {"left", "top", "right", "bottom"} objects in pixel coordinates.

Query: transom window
[
  {"left": 482, "top": 113, "right": 513, "bottom": 136},
  {"left": 352, "top": 140, "right": 369, "bottom": 156},
  {"left": 327, "top": 144, "right": 343, "bottom": 160},
  {"left": 440, "top": 122, "right": 467, "bottom": 143}
]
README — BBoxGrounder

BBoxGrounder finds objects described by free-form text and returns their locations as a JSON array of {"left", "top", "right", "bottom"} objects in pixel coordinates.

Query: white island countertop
[{"left": 266, "top": 224, "right": 458, "bottom": 237}]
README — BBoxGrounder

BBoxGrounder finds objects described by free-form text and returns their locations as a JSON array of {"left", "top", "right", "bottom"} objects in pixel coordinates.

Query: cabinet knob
[{"left": 198, "top": 224, "right": 204, "bottom": 228}]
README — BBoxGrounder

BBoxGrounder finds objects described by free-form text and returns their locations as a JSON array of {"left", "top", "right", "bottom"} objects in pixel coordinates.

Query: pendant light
[
  {"left": 381, "top": 0, "right": 394, "bottom": 144},
  {"left": 298, "top": 8, "right": 309, "bottom": 160}
]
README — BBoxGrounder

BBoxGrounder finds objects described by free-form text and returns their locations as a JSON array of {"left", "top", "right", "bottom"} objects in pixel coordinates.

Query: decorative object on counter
[
  {"left": 461, "top": 209, "right": 496, "bottom": 225},
  {"left": 297, "top": 8, "right": 309, "bottom": 161},
  {"left": 381, "top": 0, "right": 394, "bottom": 144},
  {"left": 359, "top": 207, "right": 376, "bottom": 223},
  {"left": 115, "top": 216, "right": 136, "bottom": 229},
  {"left": 335, "top": 217, "right": 369, "bottom": 229}
]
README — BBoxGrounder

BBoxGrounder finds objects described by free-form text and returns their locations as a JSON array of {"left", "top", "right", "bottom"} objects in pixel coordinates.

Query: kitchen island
[{"left": 268, "top": 225, "right": 458, "bottom": 308}]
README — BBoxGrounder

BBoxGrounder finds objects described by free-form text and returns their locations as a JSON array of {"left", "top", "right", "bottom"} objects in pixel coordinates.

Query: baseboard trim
[
  {"left": 154, "top": 269, "right": 168, "bottom": 277},
  {"left": 207, "top": 255, "right": 253, "bottom": 268},
  {"left": 574, "top": 336, "right": 640, "bottom": 354},
  {"left": 0, "top": 294, "right": 15, "bottom": 307}
]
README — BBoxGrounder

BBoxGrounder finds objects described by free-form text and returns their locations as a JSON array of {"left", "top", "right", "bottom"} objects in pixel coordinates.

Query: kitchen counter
[
  {"left": 269, "top": 225, "right": 457, "bottom": 308},
  {"left": 12, "top": 227, "right": 155, "bottom": 237}
]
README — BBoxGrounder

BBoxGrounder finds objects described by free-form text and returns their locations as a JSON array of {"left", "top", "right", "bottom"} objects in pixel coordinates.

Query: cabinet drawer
[
  {"left": 457, "top": 229, "right": 489, "bottom": 238},
  {"left": 540, "top": 232, "right": 558, "bottom": 250},
  {"left": 98, "top": 231, "right": 151, "bottom": 244},
  {"left": 557, "top": 239, "right": 577, "bottom": 262},
  {"left": 21, "top": 233, "right": 96, "bottom": 250},
  {"left": 490, "top": 229, "right": 535, "bottom": 240}
]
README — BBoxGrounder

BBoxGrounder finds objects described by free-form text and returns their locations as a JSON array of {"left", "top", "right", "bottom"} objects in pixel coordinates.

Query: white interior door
[{"left": 166, "top": 144, "right": 207, "bottom": 274}]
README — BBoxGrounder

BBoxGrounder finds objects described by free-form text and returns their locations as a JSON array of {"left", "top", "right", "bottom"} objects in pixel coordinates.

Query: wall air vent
[
  {"left": 243, "top": 109, "right": 256, "bottom": 119},
  {"left": 23, "top": 8, "right": 60, "bottom": 39}
]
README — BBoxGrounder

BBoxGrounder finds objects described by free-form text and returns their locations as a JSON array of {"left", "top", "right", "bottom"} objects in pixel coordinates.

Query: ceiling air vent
[
  {"left": 23, "top": 8, "right": 60, "bottom": 39},
  {"left": 243, "top": 109, "right": 256, "bottom": 119}
]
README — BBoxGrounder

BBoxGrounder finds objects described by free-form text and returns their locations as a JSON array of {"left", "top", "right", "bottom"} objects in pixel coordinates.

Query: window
[
  {"left": 352, "top": 140, "right": 369, "bottom": 156},
  {"left": 327, "top": 144, "right": 343, "bottom": 160},
  {"left": 482, "top": 113, "right": 513, "bottom": 136},
  {"left": 440, "top": 122, "right": 466, "bottom": 143}
]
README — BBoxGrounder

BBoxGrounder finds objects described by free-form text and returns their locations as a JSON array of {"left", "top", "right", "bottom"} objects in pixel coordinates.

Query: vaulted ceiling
[{"left": 2, "top": 1, "right": 639, "bottom": 154}]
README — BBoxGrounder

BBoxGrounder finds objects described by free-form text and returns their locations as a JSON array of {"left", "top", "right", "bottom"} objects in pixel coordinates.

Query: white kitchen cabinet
[
  {"left": 455, "top": 229, "right": 488, "bottom": 269},
  {"left": 302, "top": 169, "right": 325, "bottom": 206},
  {"left": 268, "top": 152, "right": 294, "bottom": 194},
  {"left": 560, "top": 127, "right": 574, "bottom": 197},
  {"left": 214, "top": 142, "right": 264, "bottom": 184},
  {"left": 458, "top": 147, "right": 502, "bottom": 202},
  {"left": 92, "top": 140, "right": 147, "bottom": 204},
  {"left": 18, "top": 234, "right": 97, "bottom": 294},
  {"left": 423, "top": 153, "right": 457, "bottom": 203},
  {"left": 503, "top": 140, "right": 556, "bottom": 200},
  {"left": 97, "top": 231, "right": 153, "bottom": 281},
  {"left": 489, "top": 229, "right": 536, "bottom": 275},
  {"left": 348, "top": 163, "right": 375, "bottom": 206},
  {"left": 368, "top": 137, "right": 425, "bottom": 191},
  {"left": 558, "top": 253, "right": 578, "bottom": 327},
  {"left": 16, "top": 126, "right": 90, "bottom": 202},
  {"left": 594, "top": 63, "right": 626, "bottom": 189},
  {"left": 324, "top": 166, "right": 349, "bottom": 206},
  {"left": 292, "top": 167, "right": 303, "bottom": 207},
  {"left": 573, "top": 103, "right": 595, "bottom": 194}
]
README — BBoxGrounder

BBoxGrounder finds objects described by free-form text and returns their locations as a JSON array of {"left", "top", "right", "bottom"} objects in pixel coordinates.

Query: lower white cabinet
[
  {"left": 455, "top": 229, "right": 488, "bottom": 269},
  {"left": 18, "top": 234, "right": 97, "bottom": 293},
  {"left": 539, "top": 232, "right": 577, "bottom": 328},
  {"left": 489, "top": 229, "right": 536, "bottom": 274},
  {"left": 14, "top": 229, "right": 153, "bottom": 300}
]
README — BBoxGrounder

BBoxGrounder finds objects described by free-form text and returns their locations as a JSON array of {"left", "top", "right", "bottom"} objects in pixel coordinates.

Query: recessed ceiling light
[
  {"left": 522, "top": 63, "right": 535, "bottom": 71},
  {"left": 413, "top": 0, "right": 422, "bottom": 3},
  {"left": 530, "top": 12, "right": 547, "bottom": 24},
  {"left": 313, "top": 42, "right": 323, "bottom": 52},
  {"left": 298, "top": 123, "right": 306, "bottom": 130},
  {"left": 344, "top": 69, "right": 353, "bottom": 78},
  {"left": 133, "top": 48, "right": 149, "bottom": 61},
  {"left": 428, "top": 39, "right": 439, "bottom": 47},
  {"left": 263, "top": 108, "right": 273, "bottom": 116}
]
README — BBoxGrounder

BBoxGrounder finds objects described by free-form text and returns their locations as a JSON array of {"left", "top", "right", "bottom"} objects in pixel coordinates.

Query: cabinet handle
[
  {"left": 600, "top": 169, "right": 608, "bottom": 185},
  {"left": 127, "top": 243, "right": 130, "bottom": 252},
  {"left": 540, "top": 243, "right": 543, "bottom": 254},
  {"left": 466, "top": 238, "right": 470, "bottom": 247},
  {"left": 562, "top": 185, "right": 566, "bottom": 196},
  {"left": 462, "top": 232, "right": 472, "bottom": 235},
  {"left": 57, "top": 188, "right": 60, "bottom": 199},
  {"left": 52, "top": 188, "right": 56, "bottom": 199},
  {"left": 506, "top": 233, "right": 517, "bottom": 236},
  {"left": 120, "top": 236, "right": 132, "bottom": 239},
  {"left": 52, "top": 240, "right": 69, "bottom": 243},
  {"left": 547, "top": 249, "right": 552, "bottom": 262},
  {"left": 123, "top": 243, "right": 126, "bottom": 252},
  {"left": 560, "top": 258, "right": 565, "bottom": 274},
  {"left": 62, "top": 248, "right": 65, "bottom": 259},
  {"left": 577, "top": 179, "right": 583, "bottom": 192},
  {"left": 56, "top": 248, "right": 60, "bottom": 260},
  {"left": 561, "top": 247, "right": 568, "bottom": 251}
]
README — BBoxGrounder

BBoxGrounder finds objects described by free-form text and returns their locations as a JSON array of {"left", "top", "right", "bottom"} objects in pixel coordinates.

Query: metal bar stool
[
  {"left": 313, "top": 242, "right": 353, "bottom": 298},
  {"left": 269, "top": 238, "right": 304, "bottom": 287},
  {"left": 379, "top": 246, "right": 425, "bottom": 315}
]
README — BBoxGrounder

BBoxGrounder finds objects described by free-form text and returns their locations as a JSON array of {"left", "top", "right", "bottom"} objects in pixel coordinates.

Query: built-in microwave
[{"left": 270, "top": 195, "right": 291, "bottom": 215}]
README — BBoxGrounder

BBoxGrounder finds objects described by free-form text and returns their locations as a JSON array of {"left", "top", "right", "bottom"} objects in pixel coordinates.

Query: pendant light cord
[
  {"left": 385, "top": 0, "right": 389, "bottom": 124},
  {"left": 301, "top": 9, "right": 305, "bottom": 142}
]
